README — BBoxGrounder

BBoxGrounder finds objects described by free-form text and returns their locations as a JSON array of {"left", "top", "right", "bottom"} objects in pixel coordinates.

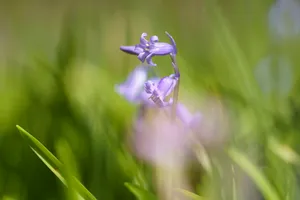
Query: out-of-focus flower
[
  {"left": 131, "top": 101, "right": 200, "bottom": 167},
  {"left": 268, "top": 0, "right": 300, "bottom": 41},
  {"left": 176, "top": 103, "right": 202, "bottom": 128},
  {"left": 132, "top": 106, "right": 191, "bottom": 168},
  {"left": 115, "top": 65, "right": 149, "bottom": 103},
  {"left": 145, "top": 74, "right": 178, "bottom": 107},
  {"left": 132, "top": 104, "right": 194, "bottom": 200},
  {"left": 130, "top": 95, "right": 230, "bottom": 200},
  {"left": 120, "top": 32, "right": 177, "bottom": 66},
  {"left": 132, "top": 95, "right": 230, "bottom": 167}
]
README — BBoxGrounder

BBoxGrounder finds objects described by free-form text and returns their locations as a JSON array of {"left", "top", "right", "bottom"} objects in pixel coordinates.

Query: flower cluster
[
  {"left": 115, "top": 32, "right": 230, "bottom": 199},
  {"left": 116, "top": 32, "right": 200, "bottom": 127},
  {"left": 115, "top": 32, "right": 208, "bottom": 169}
]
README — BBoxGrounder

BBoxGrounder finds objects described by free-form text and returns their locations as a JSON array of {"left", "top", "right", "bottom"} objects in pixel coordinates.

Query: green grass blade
[
  {"left": 228, "top": 148, "right": 281, "bottom": 200},
  {"left": 124, "top": 182, "right": 157, "bottom": 200},
  {"left": 268, "top": 137, "right": 300, "bottom": 165},
  {"left": 175, "top": 188, "right": 204, "bottom": 200},
  {"left": 56, "top": 139, "right": 81, "bottom": 200},
  {"left": 16, "top": 125, "right": 97, "bottom": 200},
  {"left": 16, "top": 125, "right": 65, "bottom": 183}
]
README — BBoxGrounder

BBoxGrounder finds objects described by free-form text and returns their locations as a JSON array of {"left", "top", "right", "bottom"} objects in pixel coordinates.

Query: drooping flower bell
[
  {"left": 144, "top": 74, "right": 178, "bottom": 107},
  {"left": 120, "top": 32, "right": 177, "bottom": 66}
]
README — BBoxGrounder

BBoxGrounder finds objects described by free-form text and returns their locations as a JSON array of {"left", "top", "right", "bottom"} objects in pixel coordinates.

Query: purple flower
[
  {"left": 132, "top": 100, "right": 202, "bottom": 164},
  {"left": 144, "top": 74, "right": 178, "bottom": 107},
  {"left": 268, "top": 0, "right": 300, "bottom": 41},
  {"left": 120, "top": 32, "right": 177, "bottom": 66},
  {"left": 131, "top": 105, "right": 194, "bottom": 198},
  {"left": 115, "top": 65, "right": 174, "bottom": 107},
  {"left": 131, "top": 96, "right": 231, "bottom": 167},
  {"left": 132, "top": 106, "right": 192, "bottom": 168},
  {"left": 115, "top": 65, "right": 149, "bottom": 103}
]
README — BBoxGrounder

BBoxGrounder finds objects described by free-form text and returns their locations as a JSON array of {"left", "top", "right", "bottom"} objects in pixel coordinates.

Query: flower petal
[
  {"left": 140, "top": 33, "right": 148, "bottom": 45},
  {"left": 115, "top": 66, "right": 149, "bottom": 102},
  {"left": 120, "top": 45, "right": 142, "bottom": 55},
  {"left": 145, "top": 53, "right": 156, "bottom": 66},
  {"left": 151, "top": 42, "right": 175, "bottom": 56},
  {"left": 138, "top": 52, "right": 148, "bottom": 62},
  {"left": 150, "top": 35, "right": 159, "bottom": 43},
  {"left": 156, "top": 74, "right": 177, "bottom": 98}
]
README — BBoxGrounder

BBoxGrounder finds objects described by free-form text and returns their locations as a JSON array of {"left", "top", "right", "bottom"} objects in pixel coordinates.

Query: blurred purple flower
[
  {"left": 131, "top": 106, "right": 194, "bottom": 200},
  {"left": 120, "top": 32, "right": 177, "bottom": 66},
  {"left": 132, "top": 106, "right": 192, "bottom": 168},
  {"left": 129, "top": 96, "right": 231, "bottom": 200},
  {"left": 268, "top": 0, "right": 300, "bottom": 41},
  {"left": 115, "top": 65, "right": 149, "bottom": 103},
  {"left": 132, "top": 96, "right": 230, "bottom": 167},
  {"left": 131, "top": 102, "right": 202, "bottom": 167},
  {"left": 176, "top": 103, "right": 202, "bottom": 128}
]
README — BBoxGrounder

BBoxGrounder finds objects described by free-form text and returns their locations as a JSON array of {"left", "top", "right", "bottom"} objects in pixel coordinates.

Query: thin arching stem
[{"left": 170, "top": 54, "right": 180, "bottom": 120}]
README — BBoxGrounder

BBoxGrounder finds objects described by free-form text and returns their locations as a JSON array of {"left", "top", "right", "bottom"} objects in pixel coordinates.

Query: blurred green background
[{"left": 1, "top": 0, "right": 300, "bottom": 199}]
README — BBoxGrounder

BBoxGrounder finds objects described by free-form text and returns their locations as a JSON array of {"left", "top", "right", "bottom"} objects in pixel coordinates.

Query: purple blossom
[
  {"left": 145, "top": 74, "right": 178, "bottom": 107},
  {"left": 116, "top": 30, "right": 233, "bottom": 199},
  {"left": 120, "top": 32, "right": 177, "bottom": 66},
  {"left": 115, "top": 65, "right": 174, "bottom": 107}
]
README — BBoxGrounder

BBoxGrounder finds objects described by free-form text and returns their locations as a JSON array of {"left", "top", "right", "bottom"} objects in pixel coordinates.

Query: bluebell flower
[
  {"left": 120, "top": 32, "right": 177, "bottom": 66},
  {"left": 144, "top": 74, "right": 178, "bottom": 107},
  {"left": 115, "top": 65, "right": 174, "bottom": 107}
]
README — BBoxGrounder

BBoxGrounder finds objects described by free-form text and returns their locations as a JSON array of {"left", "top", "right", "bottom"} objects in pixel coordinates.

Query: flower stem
[{"left": 170, "top": 54, "right": 180, "bottom": 120}]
